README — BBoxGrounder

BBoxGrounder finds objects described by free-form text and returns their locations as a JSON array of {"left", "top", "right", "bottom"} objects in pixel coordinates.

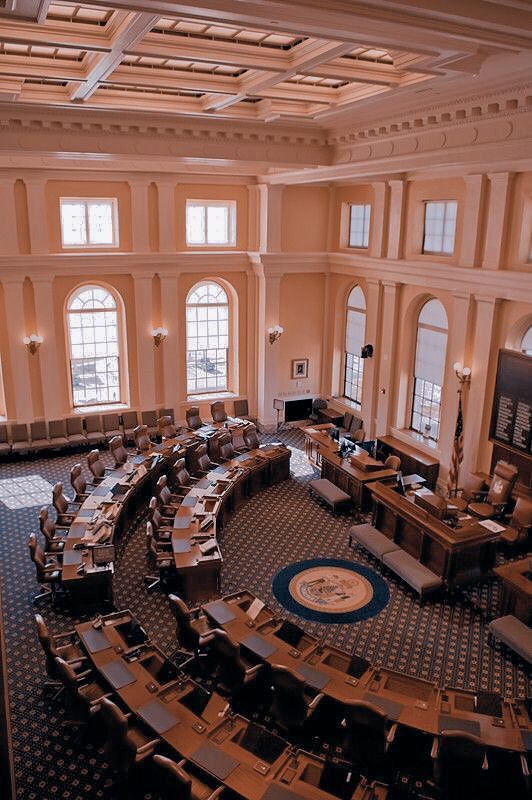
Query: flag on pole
[{"left": 447, "top": 394, "right": 464, "bottom": 497}]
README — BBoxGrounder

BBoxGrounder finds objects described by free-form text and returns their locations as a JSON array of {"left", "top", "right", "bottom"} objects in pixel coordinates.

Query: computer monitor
[{"left": 396, "top": 471, "right": 407, "bottom": 496}]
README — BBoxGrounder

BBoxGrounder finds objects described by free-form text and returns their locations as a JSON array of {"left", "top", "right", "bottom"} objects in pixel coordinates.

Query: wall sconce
[
  {"left": 361, "top": 344, "right": 374, "bottom": 359},
  {"left": 453, "top": 362, "right": 472, "bottom": 385},
  {"left": 151, "top": 326, "right": 168, "bottom": 347},
  {"left": 268, "top": 325, "right": 284, "bottom": 344},
  {"left": 23, "top": 333, "right": 43, "bottom": 355}
]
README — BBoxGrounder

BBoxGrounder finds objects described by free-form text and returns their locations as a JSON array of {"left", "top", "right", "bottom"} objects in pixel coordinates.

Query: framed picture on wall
[{"left": 291, "top": 359, "right": 309, "bottom": 379}]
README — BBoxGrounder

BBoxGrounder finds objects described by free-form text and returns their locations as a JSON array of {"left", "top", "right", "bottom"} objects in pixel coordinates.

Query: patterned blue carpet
[{"left": 0, "top": 429, "right": 530, "bottom": 799}]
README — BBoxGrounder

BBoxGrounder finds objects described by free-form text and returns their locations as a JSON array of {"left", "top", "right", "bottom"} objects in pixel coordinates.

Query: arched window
[
  {"left": 67, "top": 284, "right": 122, "bottom": 407},
  {"left": 411, "top": 298, "right": 448, "bottom": 440},
  {"left": 343, "top": 286, "right": 366, "bottom": 406},
  {"left": 186, "top": 280, "right": 229, "bottom": 394},
  {"left": 521, "top": 326, "right": 532, "bottom": 355}
]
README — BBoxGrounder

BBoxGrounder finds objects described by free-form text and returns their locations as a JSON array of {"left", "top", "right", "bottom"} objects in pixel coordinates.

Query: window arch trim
[{"left": 186, "top": 278, "right": 234, "bottom": 396}]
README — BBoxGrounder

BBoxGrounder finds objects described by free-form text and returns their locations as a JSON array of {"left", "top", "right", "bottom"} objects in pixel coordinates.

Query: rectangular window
[
  {"left": 60, "top": 198, "right": 119, "bottom": 248},
  {"left": 422, "top": 200, "right": 457, "bottom": 255},
  {"left": 186, "top": 200, "right": 236, "bottom": 246},
  {"left": 343, "top": 352, "right": 364, "bottom": 406},
  {"left": 410, "top": 377, "right": 441, "bottom": 440},
  {"left": 348, "top": 204, "right": 371, "bottom": 248}
]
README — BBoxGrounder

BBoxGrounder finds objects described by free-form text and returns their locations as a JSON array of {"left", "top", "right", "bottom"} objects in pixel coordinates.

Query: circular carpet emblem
[{"left": 273, "top": 558, "right": 389, "bottom": 623}]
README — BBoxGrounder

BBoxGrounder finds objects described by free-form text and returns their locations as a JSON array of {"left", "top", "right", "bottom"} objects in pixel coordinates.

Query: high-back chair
[
  {"left": 243, "top": 424, "right": 260, "bottom": 451},
  {"left": 70, "top": 464, "right": 90, "bottom": 502},
  {"left": 268, "top": 664, "right": 323, "bottom": 733},
  {"left": 384, "top": 455, "right": 401, "bottom": 471},
  {"left": 500, "top": 495, "right": 532, "bottom": 548},
  {"left": 38, "top": 506, "right": 66, "bottom": 553},
  {"left": 122, "top": 411, "right": 139, "bottom": 443},
  {"left": 10, "top": 423, "right": 30, "bottom": 454},
  {"left": 156, "top": 475, "right": 182, "bottom": 509},
  {"left": 433, "top": 731, "right": 488, "bottom": 797},
  {"left": 133, "top": 424, "right": 152, "bottom": 453},
  {"left": 48, "top": 419, "right": 69, "bottom": 449},
  {"left": 167, "top": 594, "right": 211, "bottom": 664},
  {"left": 153, "top": 754, "right": 224, "bottom": 800},
  {"left": 191, "top": 443, "right": 216, "bottom": 475},
  {"left": 141, "top": 409, "right": 158, "bottom": 438},
  {"left": 28, "top": 533, "right": 61, "bottom": 602},
  {"left": 0, "top": 424, "right": 11, "bottom": 456},
  {"left": 341, "top": 699, "right": 397, "bottom": 776},
  {"left": 352, "top": 428, "right": 366, "bottom": 443},
  {"left": 35, "top": 614, "right": 85, "bottom": 693},
  {"left": 186, "top": 406, "right": 204, "bottom": 430},
  {"left": 208, "top": 628, "right": 262, "bottom": 695},
  {"left": 84, "top": 415, "right": 106, "bottom": 445},
  {"left": 158, "top": 415, "right": 177, "bottom": 440},
  {"left": 30, "top": 420, "right": 51, "bottom": 451},
  {"left": 148, "top": 497, "right": 173, "bottom": 540},
  {"left": 211, "top": 401, "right": 228, "bottom": 423},
  {"left": 97, "top": 696, "right": 159, "bottom": 775},
  {"left": 218, "top": 432, "right": 235, "bottom": 462},
  {"left": 173, "top": 458, "right": 196, "bottom": 490},
  {"left": 159, "top": 407, "right": 175, "bottom": 422},
  {"left": 102, "top": 412, "right": 122, "bottom": 441},
  {"left": 109, "top": 435, "right": 128, "bottom": 468},
  {"left": 145, "top": 521, "right": 173, "bottom": 591},
  {"left": 233, "top": 398, "right": 254, "bottom": 422},
  {"left": 52, "top": 482, "right": 80, "bottom": 524},
  {"left": 54, "top": 657, "right": 110, "bottom": 721},
  {"left": 468, "top": 460, "right": 518, "bottom": 519},
  {"left": 66, "top": 417, "right": 88, "bottom": 447},
  {"left": 87, "top": 449, "right": 109, "bottom": 483},
  {"left": 449, "top": 472, "right": 486, "bottom": 512}
]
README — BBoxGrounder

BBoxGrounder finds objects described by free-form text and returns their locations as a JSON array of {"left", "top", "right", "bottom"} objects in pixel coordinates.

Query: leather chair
[
  {"left": 97, "top": 696, "right": 159, "bottom": 776},
  {"left": 87, "top": 449, "right": 112, "bottom": 483},
  {"left": 109, "top": 435, "right": 128, "bottom": 468},
  {"left": 211, "top": 401, "right": 228, "bottom": 423},
  {"left": 52, "top": 482, "right": 81, "bottom": 525},
  {"left": 268, "top": 664, "right": 324, "bottom": 733},
  {"left": 35, "top": 614, "right": 86, "bottom": 695},
  {"left": 141, "top": 409, "right": 158, "bottom": 439},
  {"left": 173, "top": 458, "right": 197, "bottom": 492},
  {"left": 66, "top": 417, "right": 88, "bottom": 447},
  {"left": 48, "top": 419, "right": 69, "bottom": 450},
  {"left": 102, "top": 412, "right": 122, "bottom": 441},
  {"left": 384, "top": 455, "right": 401, "bottom": 471},
  {"left": 449, "top": 472, "right": 486, "bottom": 512},
  {"left": 352, "top": 428, "right": 366, "bottom": 443},
  {"left": 156, "top": 475, "right": 183, "bottom": 511},
  {"left": 233, "top": 398, "right": 255, "bottom": 422},
  {"left": 190, "top": 443, "right": 217, "bottom": 475},
  {"left": 433, "top": 731, "right": 488, "bottom": 798},
  {"left": 468, "top": 461, "right": 518, "bottom": 519},
  {"left": 500, "top": 496, "right": 532, "bottom": 548},
  {"left": 153, "top": 754, "right": 224, "bottom": 800},
  {"left": 145, "top": 521, "right": 173, "bottom": 591},
  {"left": 338, "top": 412, "right": 354, "bottom": 438},
  {"left": 218, "top": 432, "right": 235, "bottom": 462},
  {"left": 0, "top": 424, "right": 11, "bottom": 456},
  {"left": 341, "top": 699, "right": 397, "bottom": 777},
  {"left": 122, "top": 411, "right": 139, "bottom": 443},
  {"left": 70, "top": 463, "right": 91, "bottom": 502},
  {"left": 243, "top": 424, "right": 260, "bottom": 451},
  {"left": 39, "top": 506, "right": 67, "bottom": 553},
  {"left": 159, "top": 407, "right": 175, "bottom": 422},
  {"left": 348, "top": 416, "right": 363, "bottom": 437},
  {"left": 207, "top": 628, "right": 263, "bottom": 696},
  {"left": 186, "top": 406, "right": 204, "bottom": 430},
  {"left": 158, "top": 415, "right": 177, "bottom": 440},
  {"left": 84, "top": 414, "right": 106, "bottom": 445},
  {"left": 167, "top": 594, "right": 212, "bottom": 665},
  {"left": 148, "top": 497, "right": 173, "bottom": 541},
  {"left": 28, "top": 533, "right": 61, "bottom": 602},
  {"left": 30, "top": 420, "right": 52, "bottom": 451},
  {"left": 10, "top": 423, "right": 31, "bottom": 455},
  {"left": 54, "top": 656, "right": 111, "bottom": 722},
  {"left": 309, "top": 397, "right": 327, "bottom": 423},
  {"left": 133, "top": 424, "right": 152, "bottom": 453}
]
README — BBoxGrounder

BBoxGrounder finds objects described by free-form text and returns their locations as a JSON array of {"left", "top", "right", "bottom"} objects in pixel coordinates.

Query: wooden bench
[
  {"left": 382, "top": 549, "right": 443, "bottom": 600},
  {"left": 349, "top": 523, "right": 400, "bottom": 559},
  {"left": 309, "top": 478, "right": 351, "bottom": 514},
  {"left": 488, "top": 615, "right": 532, "bottom": 664}
]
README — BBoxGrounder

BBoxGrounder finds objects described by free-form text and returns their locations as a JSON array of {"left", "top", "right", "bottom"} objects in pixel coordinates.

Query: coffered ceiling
[{"left": 0, "top": 1, "right": 530, "bottom": 127}]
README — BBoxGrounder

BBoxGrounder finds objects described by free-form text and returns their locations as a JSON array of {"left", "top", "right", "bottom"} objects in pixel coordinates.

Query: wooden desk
[
  {"left": 320, "top": 450, "right": 397, "bottom": 511},
  {"left": 377, "top": 435, "right": 439, "bottom": 490},
  {"left": 494, "top": 559, "right": 532, "bottom": 623},
  {"left": 303, "top": 424, "right": 335, "bottom": 465},
  {"left": 370, "top": 482, "right": 501, "bottom": 587}
]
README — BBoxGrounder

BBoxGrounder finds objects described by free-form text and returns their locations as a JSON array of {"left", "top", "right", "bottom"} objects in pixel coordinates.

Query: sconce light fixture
[
  {"left": 361, "top": 344, "right": 374, "bottom": 359},
  {"left": 23, "top": 333, "right": 43, "bottom": 355},
  {"left": 268, "top": 324, "right": 284, "bottom": 344},
  {"left": 453, "top": 362, "right": 472, "bottom": 385},
  {"left": 151, "top": 326, "right": 168, "bottom": 347}
]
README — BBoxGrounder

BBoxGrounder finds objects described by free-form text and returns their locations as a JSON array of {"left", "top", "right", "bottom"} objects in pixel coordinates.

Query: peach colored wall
[
  {"left": 175, "top": 184, "right": 249, "bottom": 251},
  {"left": 506, "top": 172, "right": 532, "bottom": 270},
  {"left": 331, "top": 184, "right": 374, "bottom": 252},
  {"left": 14, "top": 180, "right": 30, "bottom": 255},
  {"left": 281, "top": 186, "right": 329, "bottom": 251},
  {"left": 403, "top": 178, "right": 465, "bottom": 264}
]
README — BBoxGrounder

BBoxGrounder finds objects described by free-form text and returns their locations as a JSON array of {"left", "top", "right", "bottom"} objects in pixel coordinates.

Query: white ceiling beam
[
  {"left": 71, "top": 12, "right": 159, "bottom": 101},
  {"left": 0, "top": 19, "right": 110, "bottom": 50}
]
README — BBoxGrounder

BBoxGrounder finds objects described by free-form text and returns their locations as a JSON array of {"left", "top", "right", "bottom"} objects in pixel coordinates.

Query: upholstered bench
[
  {"left": 349, "top": 523, "right": 400, "bottom": 560},
  {"left": 382, "top": 549, "right": 443, "bottom": 599},
  {"left": 309, "top": 479, "right": 351, "bottom": 514},
  {"left": 488, "top": 615, "right": 532, "bottom": 664}
]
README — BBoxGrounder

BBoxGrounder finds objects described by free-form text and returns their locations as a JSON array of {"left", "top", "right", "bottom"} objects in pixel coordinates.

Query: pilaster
[
  {"left": 258, "top": 184, "right": 284, "bottom": 252},
  {"left": 375, "top": 280, "right": 400, "bottom": 435},
  {"left": 386, "top": 179, "right": 406, "bottom": 261},
  {"left": 156, "top": 179, "right": 177, "bottom": 253},
  {"left": 482, "top": 172, "right": 514, "bottom": 270},
  {"left": 458, "top": 175, "right": 486, "bottom": 268},
  {"left": 1, "top": 277, "right": 34, "bottom": 421},
  {"left": 129, "top": 178, "right": 151, "bottom": 253},
  {"left": 132, "top": 274, "right": 156, "bottom": 409},
  {"left": 361, "top": 279, "right": 381, "bottom": 438},
  {"left": 24, "top": 177, "right": 49, "bottom": 255},
  {"left": 369, "top": 182, "right": 387, "bottom": 259},
  {"left": 30, "top": 276, "right": 64, "bottom": 419},
  {"left": 158, "top": 272, "right": 181, "bottom": 406},
  {"left": 0, "top": 178, "right": 19, "bottom": 255}
]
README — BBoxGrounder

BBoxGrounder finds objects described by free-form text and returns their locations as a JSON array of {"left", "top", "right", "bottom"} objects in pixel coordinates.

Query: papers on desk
[
  {"left": 198, "top": 538, "right": 217, "bottom": 555},
  {"left": 246, "top": 598, "right": 265, "bottom": 621},
  {"left": 478, "top": 519, "right": 506, "bottom": 533}
]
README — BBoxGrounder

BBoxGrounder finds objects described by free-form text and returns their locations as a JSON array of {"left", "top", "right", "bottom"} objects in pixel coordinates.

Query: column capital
[
  {"left": 487, "top": 171, "right": 514, "bottom": 184},
  {"left": 474, "top": 294, "right": 501, "bottom": 306}
]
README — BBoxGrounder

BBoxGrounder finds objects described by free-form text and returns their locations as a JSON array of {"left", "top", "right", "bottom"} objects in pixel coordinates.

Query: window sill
[
  {"left": 330, "top": 396, "right": 362, "bottom": 415},
  {"left": 73, "top": 403, "right": 129, "bottom": 415},
  {"left": 390, "top": 426, "right": 441, "bottom": 459}
]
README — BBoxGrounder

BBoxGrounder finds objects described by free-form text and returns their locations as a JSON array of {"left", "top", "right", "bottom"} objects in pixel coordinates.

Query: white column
[
  {"left": 386, "top": 180, "right": 406, "bottom": 260},
  {"left": 369, "top": 182, "right": 387, "bottom": 258},
  {"left": 24, "top": 177, "right": 49, "bottom": 255},
  {"left": 159, "top": 273, "right": 181, "bottom": 408},
  {"left": 156, "top": 178, "right": 177, "bottom": 253},
  {"left": 132, "top": 274, "right": 157, "bottom": 409},
  {"left": 360, "top": 279, "right": 381, "bottom": 438},
  {"left": 30, "top": 276, "right": 64, "bottom": 419},
  {"left": 2, "top": 277, "right": 34, "bottom": 421},
  {"left": 258, "top": 184, "right": 284, "bottom": 252},
  {"left": 375, "top": 281, "right": 401, "bottom": 435},
  {"left": 0, "top": 177, "right": 19, "bottom": 255},
  {"left": 461, "top": 296, "right": 499, "bottom": 474},
  {"left": 129, "top": 178, "right": 151, "bottom": 253},
  {"left": 438, "top": 293, "right": 472, "bottom": 485},
  {"left": 458, "top": 175, "right": 485, "bottom": 268},
  {"left": 482, "top": 172, "right": 514, "bottom": 270},
  {"left": 254, "top": 259, "right": 283, "bottom": 431}
]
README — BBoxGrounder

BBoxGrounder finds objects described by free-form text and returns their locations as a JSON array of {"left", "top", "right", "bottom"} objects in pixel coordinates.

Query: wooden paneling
[{"left": 377, "top": 435, "right": 439, "bottom": 489}]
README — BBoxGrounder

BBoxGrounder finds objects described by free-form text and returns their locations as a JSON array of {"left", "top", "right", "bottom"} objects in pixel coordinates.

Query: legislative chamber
[{"left": 0, "top": 3, "right": 531, "bottom": 800}]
